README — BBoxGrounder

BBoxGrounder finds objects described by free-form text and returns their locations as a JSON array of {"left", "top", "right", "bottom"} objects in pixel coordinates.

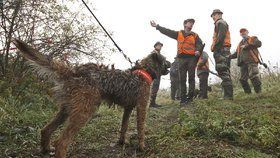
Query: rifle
[
  {"left": 200, "top": 43, "right": 205, "bottom": 54},
  {"left": 243, "top": 39, "right": 268, "bottom": 69},
  {"left": 242, "top": 39, "right": 277, "bottom": 80},
  {"left": 208, "top": 70, "right": 220, "bottom": 77}
]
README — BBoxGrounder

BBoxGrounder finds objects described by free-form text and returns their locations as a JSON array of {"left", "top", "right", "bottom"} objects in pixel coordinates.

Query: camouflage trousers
[
  {"left": 214, "top": 49, "right": 233, "bottom": 99},
  {"left": 213, "top": 50, "right": 232, "bottom": 87},
  {"left": 240, "top": 63, "right": 260, "bottom": 80},
  {"left": 239, "top": 63, "right": 262, "bottom": 93}
]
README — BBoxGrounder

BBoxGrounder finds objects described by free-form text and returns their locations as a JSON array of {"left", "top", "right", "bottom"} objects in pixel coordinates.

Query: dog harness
[{"left": 133, "top": 69, "right": 153, "bottom": 85}]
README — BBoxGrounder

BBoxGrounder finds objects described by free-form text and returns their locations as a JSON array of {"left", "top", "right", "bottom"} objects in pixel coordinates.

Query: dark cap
[
  {"left": 184, "top": 19, "right": 195, "bottom": 24},
  {"left": 240, "top": 28, "right": 248, "bottom": 33},
  {"left": 154, "top": 41, "right": 163, "bottom": 48},
  {"left": 211, "top": 9, "right": 223, "bottom": 17}
]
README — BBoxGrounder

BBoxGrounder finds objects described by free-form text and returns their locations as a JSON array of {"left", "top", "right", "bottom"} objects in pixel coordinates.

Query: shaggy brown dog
[{"left": 12, "top": 39, "right": 170, "bottom": 158}]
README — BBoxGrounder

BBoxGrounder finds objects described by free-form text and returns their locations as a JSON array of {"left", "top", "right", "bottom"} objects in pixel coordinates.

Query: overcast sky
[{"left": 76, "top": 0, "right": 280, "bottom": 88}]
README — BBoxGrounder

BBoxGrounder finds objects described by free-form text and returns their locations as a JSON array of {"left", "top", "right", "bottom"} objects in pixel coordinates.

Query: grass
[{"left": 0, "top": 75, "right": 279, "bottom": 157}]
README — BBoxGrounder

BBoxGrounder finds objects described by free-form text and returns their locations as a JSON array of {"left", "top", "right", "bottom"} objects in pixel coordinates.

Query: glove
[{"left": 197, "top": 62, "right": 204, "bottom": 67}]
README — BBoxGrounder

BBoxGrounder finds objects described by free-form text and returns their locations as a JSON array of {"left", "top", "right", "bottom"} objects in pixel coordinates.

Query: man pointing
[{"left": 150, "top": 19, "right": 203, "bottom": 106}]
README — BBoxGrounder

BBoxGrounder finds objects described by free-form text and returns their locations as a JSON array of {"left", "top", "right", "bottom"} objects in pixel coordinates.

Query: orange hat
[{"left": 240, "top": 28, "right": 248, "bottom": 33}]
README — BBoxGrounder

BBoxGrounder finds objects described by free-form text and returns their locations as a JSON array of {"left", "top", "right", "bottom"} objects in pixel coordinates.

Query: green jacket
[
  {"left": 212, "top": 18, "right": 230, "bottom": 52},
  {"left": 156, "top": 25, "right": 203, "bottom": 58},
  {"left": 231, "top": 36, "right": 262, "bottom": 66}
]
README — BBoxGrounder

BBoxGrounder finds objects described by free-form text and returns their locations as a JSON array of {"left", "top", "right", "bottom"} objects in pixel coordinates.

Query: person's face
[
  {"left": 184, "top": 22, "right": 194, "bottom": 32},
  {"left": 211, "top": 13, "right": 220, "bottom": 22},
  {"left": 240, "top": 31, "right": 249, "bottom": 39},
  {"left": 155, "top": 45, "right": 162, "bottom": 51}
]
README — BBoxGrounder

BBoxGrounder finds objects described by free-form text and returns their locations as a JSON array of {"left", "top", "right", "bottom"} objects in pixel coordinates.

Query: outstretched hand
[{"left": 150, "top": 20, "right": 157, "bottom": 27}]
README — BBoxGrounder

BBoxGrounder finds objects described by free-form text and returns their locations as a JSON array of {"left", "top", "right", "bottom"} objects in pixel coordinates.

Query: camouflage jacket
[
  {"left": 212, "top": 18, "right": 230, "bottom": 52},
  {"left": 231, "top": 36, "right": 262, "bottom": 66}
]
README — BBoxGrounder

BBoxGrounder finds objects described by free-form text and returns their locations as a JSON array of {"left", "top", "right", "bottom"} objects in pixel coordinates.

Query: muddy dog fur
[{"left": 12, "top": 39, "right": 170, "bottom": 158}]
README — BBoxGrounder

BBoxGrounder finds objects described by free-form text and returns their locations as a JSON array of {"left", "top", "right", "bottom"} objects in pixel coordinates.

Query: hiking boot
[
  {"left": 149, "top": 96, "right": 161, "bottom": 108},
  {"left": 254, "top": 85, "right": 262, "bottom": 93},
  {"left": 223, "top": 85, "right": 233, "bottom": 100},
  {"left": 251, "top": 77, "right": 262, "bottom": 93},
  {"left": 150, "top": 103, "right": 162, "bottom": 108},
  {"left": 240, "top": 80, "right": 251, "bottom": 94},
  {"left": 198, "top": 94, "right": 208, "bottom": 99},
  {"left": 180, "top": 97, "right": 193, "bottom": 107},
  {"left": 175, "top": 96, "right": 181, "bottom": 100}
]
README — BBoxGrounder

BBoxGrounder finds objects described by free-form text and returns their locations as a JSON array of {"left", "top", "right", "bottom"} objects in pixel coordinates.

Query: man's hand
[
  {"left": 195, "top": 51, "right": 201, "bottom": 57},
  {"left": 150, "top": 20, "right": 158, "bottom": 27},
  {"left": 211, "top": 44, "right": 216, "bottom": 52},
  {"left": 197, "top": 62, "right": 204, "bottom": 67},
  {"left": 240, "top": 43, "right": 249, "bottom": 49}
]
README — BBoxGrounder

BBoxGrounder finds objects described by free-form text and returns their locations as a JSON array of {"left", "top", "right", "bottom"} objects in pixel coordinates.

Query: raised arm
[{"left": 150, "top": 21, "right": 178, "bottom": 40}]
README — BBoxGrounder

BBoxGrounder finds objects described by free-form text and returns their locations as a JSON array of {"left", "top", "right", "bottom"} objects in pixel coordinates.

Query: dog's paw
[
  {"left": 40, "top": 149, "right": 49, "bottom": 155},
  {"left": 40, "top": 146, "right": 55, "bottom": 155},
  {"left": 118, "top": 139, "right": 129, "bottom": 146},
  {"left": 138, "top": 143, "right": 146, "bottom": 152}
]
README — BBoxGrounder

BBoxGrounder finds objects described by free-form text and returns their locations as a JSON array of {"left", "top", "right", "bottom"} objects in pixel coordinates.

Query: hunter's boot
[
  {"left": 199, "top": 78, "right": 208, "bottom": 99},
  {"left": 223, "top": 85, "right": 233, "bottom": 100},
  {"left": 240, "top": 80, "right": 252, "bottom": 94},
  {"left": 170, "top": 82, "right": 176, "bottom": 100},
  {"left": 149, "top": 95, "right": 161, "bottom": 108},
  {"left": 251, "top": 77, "right": 262, "bottom": 93},
  {"left": 200, "top": 87, "right": 208, "bottom": 99}
]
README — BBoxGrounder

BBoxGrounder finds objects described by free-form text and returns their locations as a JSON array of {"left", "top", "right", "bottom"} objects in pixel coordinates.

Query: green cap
[
  {"left": 154, "top": 41, "right": 163, "bottom": 48},
  {"left": 211, "top": 9, "right": 223, "bottom": 17}
]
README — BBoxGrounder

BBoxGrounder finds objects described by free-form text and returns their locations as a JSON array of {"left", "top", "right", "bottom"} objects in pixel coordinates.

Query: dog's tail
[{"left": 12, "top": 39, "right": 72, "bottom": 82}]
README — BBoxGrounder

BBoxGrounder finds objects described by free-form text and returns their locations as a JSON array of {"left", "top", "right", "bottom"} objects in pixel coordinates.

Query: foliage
[
  {"left": 0, "top": 0, "right": 113, "bottom": 79},
  {"left": 0, "top": 74, "right": 279, "bottom": 157}
]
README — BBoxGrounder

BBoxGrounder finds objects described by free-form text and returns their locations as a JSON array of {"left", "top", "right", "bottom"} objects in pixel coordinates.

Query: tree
[
  {"left": 0, "top": 0, "right": 113, "bottom": 78},
  {"left": 0, "top": 0, "right": 114, "bottom": 98}
]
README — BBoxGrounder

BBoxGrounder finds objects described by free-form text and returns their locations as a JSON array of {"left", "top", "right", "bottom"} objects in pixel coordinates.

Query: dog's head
[{"left": 138, "top": 53, "right": 171, "bottom": 79}]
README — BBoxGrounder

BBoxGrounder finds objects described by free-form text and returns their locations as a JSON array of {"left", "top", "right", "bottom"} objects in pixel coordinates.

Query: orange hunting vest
[
  {"left": 197, "top": 56, "right": 209, "bottom": 70},
  {"left": 211, "top": 19, "right": 231, "bottom": 51},
  {"left": 177, "top": 31, "right": 197, "bottom": 55},
  {"left": 236, "top": 36, "right": 259, "bottom": 63}
]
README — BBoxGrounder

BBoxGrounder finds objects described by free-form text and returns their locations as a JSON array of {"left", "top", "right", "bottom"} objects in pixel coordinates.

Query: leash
[
  {"left": 0, "top": 0, "right": 3, "bottom": 11},
  {"left": 81, "top": 0, "right": 134, "bottom": 67}
]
